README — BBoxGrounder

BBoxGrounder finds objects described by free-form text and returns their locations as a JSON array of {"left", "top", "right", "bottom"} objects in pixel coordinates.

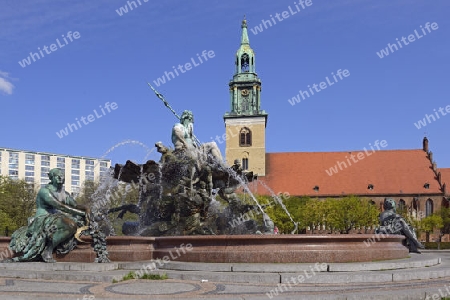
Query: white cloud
[{"left": 0, "top": 71, "right": 15, "bottom": 95}]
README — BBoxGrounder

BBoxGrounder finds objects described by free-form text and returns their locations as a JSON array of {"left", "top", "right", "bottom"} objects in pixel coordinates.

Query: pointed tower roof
[
  {"left": 241, "top": 18, "right": 250, "bottom": 45},
  {"left": 236, "top": 17, "right": 255, "bottom": 67}
]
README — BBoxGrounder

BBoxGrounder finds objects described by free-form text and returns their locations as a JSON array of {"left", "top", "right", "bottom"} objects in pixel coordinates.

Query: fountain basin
[
  {"left": 1, "top": 234, "right": 408, "bottom": 263},
  {"left": 153, "top": 234, "right": 408, "bottom": 263}
]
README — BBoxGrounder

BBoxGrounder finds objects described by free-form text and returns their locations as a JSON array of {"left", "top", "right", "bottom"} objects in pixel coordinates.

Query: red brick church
[
  {"left": 258, "top": 137, "right": 450, "bottom": 241},
  {"left": 224, "top": 19, "right": 450, "bottom": 242}
]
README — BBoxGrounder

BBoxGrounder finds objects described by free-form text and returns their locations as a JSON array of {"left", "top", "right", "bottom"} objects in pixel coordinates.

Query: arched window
[
  {"left": 426, "top": 199, "right": 434, "bottom": 217},
  {"left": 239, "top": 127, "right": 252, "bottom": 147},
  {"left": 241, "top": 53, "right": 250, "bottom": 72},
  {"left": 398, "top": 199, "right": 406, "bottom": 213},
  {"left": 412, "top": 198, "right": 419, "bottom": 211},
  {"left": 242, "top": 158, "right": 249, "bottom": 170}
]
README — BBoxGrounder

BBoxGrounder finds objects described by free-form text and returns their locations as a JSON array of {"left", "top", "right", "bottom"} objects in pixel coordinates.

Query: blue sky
[{"left": 0, "top": 0, "right": 449, "bottom": 167}]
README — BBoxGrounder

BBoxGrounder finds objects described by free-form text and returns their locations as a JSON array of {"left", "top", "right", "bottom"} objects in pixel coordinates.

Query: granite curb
[{"left": 0, "top": 253, "right": 447, "bottom": 285}]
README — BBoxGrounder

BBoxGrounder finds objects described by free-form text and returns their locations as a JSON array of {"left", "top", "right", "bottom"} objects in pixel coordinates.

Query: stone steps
[{"left": 0, "top": 253, "right": 444, "bottom": 285}]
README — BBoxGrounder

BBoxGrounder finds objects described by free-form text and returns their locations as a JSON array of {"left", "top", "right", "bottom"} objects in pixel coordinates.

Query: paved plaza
[{"left": 1, "top": 251, "right": 450, "bottom": 300}]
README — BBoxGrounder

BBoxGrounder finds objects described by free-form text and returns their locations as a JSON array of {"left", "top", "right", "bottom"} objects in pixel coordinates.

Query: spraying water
[
  {"left": 257, "top": 180, "right": 298, "bottom": 233},
  {"left": 85, "top": 140, "right": 156, "bottom": 236},
  {"left": 207, "top": 153, "right": 265, "bottom": 215}
]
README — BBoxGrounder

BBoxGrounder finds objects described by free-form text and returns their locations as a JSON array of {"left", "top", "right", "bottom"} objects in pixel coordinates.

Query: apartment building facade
[{"left": 0, "top": 147, "right": 111, "bottom": 195}]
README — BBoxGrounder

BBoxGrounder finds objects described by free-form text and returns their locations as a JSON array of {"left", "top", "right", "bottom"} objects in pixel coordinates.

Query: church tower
[{"left": 224, "top": 18, "right": 268, "bottom": 176}]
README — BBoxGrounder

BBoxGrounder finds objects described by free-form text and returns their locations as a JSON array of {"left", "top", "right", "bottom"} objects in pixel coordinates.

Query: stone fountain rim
[{"left": 152, "top": 234, "right": 405, "bottom": 241}]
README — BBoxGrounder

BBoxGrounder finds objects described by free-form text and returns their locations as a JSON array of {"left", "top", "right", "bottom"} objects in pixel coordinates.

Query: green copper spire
[
  {"left": 235, "top": 17, "right": 255, "bottom": 74},
  {"left": 241, "top": 17, "right": 250, "bottom": 45},
  {"left": 224, "top": 18, "right": 267, "bottom": 120}
]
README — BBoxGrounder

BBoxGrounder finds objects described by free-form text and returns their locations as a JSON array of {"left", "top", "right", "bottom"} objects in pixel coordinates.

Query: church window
[
  {"left": 425, "top": 199, "right": 433, "bottom": 216},
  {"left": 242, "top": 158, "right": 248, "bottom": 170},
  {"left": 398, "top": 199, "right": 406, "bottom": 213},
  {"left": 412, "top": 197, "right": 419, "bottom": 212},
  {"left": 239, "top": 127, "right": 252, "bottom": 146}
]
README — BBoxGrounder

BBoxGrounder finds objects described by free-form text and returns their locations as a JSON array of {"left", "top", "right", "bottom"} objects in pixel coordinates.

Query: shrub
[{"left": 423, "top": 242, "right": 450, "bottom": 250}]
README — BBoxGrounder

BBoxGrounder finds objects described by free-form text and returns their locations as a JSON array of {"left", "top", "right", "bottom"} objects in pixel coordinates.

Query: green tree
[
  {"left": 75, "top": 179, "right": 99, "bottom": 206},
  {"left": 438, "top": 207, "right": 450, "bottom": 238},
  {"left": 301, "top": 196, "right": 379, "bottom": 234},
  {"left": 256, "top": 194, "right": 289, "bottom": 233},
  {"left": 0, "top": 210, "right": 16, "bottom": 236},
  {"left": 76, "top": 179, "right": 140, "bottom": 235},
  {"left": 0, "top": 176, "right": 37, "bottom": 234},
  {"left": 264, "top": 195, "right": 379, "bottom": 234},
  {"left": 244, "top": 194, "right": 308, "bottom": 234},
  {"left": 420, "top": 214, "right": 444, "bottom": 242},
  {"left": 300, "top": 198, "right": 326, "bottom": 233}
]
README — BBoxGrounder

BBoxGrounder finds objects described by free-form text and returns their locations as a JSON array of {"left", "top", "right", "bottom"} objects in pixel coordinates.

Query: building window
[
  {"left": 85, "top": 170, "right": 95, "bottom": 181},
  {"left": 398, "top": 199, "right": 406, "bottom": 213},
  {"left": 57, "top": 157, "right": 65, "bottom": 169},
  {"left": 239, "top": 127, "right": 252, "bottom": 147},
  {"left": 100, "top": 167, "right": 109, "bottom": 177},
  {"left": 25, "top": 154, "right": 35, "bottom": 165},
  {"left": 71, "top": 180, "right": 80, "bottom": 186},
  {"left": 8, "top": 163, "right": 18, "bottom": 169},
  {"left": 9, "top": 152, "right": 19, "bottom": 160},
  {"left": 41, "top": 167, "right": 50, "bottom": 178},
  {"left": 240, "top": 53, "right": 250, "bottom": 72},
  {"left": 41, "top": 155, "right": 50, "bottom": 161},
  {"left": 71, "top": 159, "right": 80, "bottom": 169},
  {"left": 9, "top": 152, "right": 19, "bottom": 169},
  {"left": 242, "top": 158, "right": 249, "bottom": 170},
  {"left": 426, "top": 199, "right": 433, "bottom": 217},
  {"left": 41, "top": 161, "right": 50, "bottom": 166},
  {"left": 9, "top": 169, "right": 18, "bottom": 180},
  {"left": 412, "top": 197, "right": 419, "bottom": 213},
  {"left": 71, "top": 170, "right": 80, "bottom": 175},
  {"left": 25, "top": 177, "right": 34, "bottom": 183},
  {"left": 100, "top": 161, "right": 108, "bottom": 167},
  {"left": 86, "top": 159, "right": 95, "bottom": 166}
]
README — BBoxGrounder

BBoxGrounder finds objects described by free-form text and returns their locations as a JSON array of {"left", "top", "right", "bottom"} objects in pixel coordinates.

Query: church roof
[
  {"left": 439, "top": 168, "right": 450, "bottom": 195},
  {"left": 259, "top": 149, "right": 443, "bottom": 197}
]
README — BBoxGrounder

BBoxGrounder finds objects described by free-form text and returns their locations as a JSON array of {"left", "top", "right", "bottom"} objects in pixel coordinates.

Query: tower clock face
[{"left": 241, "top": 89, "right": 249, "bottom": 97}]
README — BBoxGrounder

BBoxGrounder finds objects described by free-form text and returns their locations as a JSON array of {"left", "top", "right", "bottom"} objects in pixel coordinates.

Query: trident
[{"left": 147, "top": 83, "right": 202, "bottom": 147}]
